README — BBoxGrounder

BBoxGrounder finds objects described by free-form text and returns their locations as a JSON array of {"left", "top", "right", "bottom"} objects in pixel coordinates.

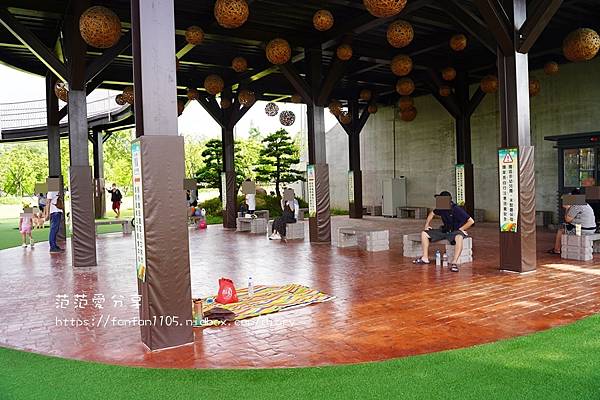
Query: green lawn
[{"left": 0, "top": 313, "right": 599, "bottom": 399}]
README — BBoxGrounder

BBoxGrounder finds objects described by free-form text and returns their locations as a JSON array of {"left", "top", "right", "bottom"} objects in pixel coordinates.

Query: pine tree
[{"left": 256, "top": 129, "right": 305, "bottom": 197}]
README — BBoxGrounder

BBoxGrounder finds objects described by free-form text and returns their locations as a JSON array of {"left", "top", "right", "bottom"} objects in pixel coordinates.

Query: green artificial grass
[{"left": 1, "top": 314, "right": 599, "bottom": 399}]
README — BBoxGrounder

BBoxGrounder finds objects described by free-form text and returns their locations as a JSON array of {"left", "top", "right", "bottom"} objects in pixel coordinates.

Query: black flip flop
[
  {"left": 450, "top": 264, "right": 459, "bottom": 272},
  {"left": 413, "top": 257, "right": 430, "bottom": 265},
  {"left": 547, "top": 249, "right": 561, "bottom": 255}
]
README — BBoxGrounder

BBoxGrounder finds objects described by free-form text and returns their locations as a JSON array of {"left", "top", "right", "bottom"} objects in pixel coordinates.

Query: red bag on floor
[
  {"left": 197, "top": 219, "right": 207, "bottom": 230},
  {"left": 216, "top": 278, "right": 238, "bottom": 304}
]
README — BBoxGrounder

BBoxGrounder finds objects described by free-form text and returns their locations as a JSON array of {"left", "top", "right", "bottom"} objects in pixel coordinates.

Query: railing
[{"left": 0, "top": 95, "right": 122, "bottom": 131}]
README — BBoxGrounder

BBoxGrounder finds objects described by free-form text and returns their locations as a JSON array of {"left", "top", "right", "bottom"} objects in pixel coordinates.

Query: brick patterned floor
[{"left": 1, "top": 216, "right": 599, "bottom": 369}]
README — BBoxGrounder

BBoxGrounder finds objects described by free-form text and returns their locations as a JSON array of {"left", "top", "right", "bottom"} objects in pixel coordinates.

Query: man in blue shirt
[{"left": 413, "top": 191, "right": 474, "bottom": 272}]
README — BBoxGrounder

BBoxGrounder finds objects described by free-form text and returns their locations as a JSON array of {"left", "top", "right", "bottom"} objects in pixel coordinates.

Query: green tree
[
  {"left": 103, "top": 130, "right": 133, "bottom": 194},
  {"left": 256, "top": 128, "right": 304, "bottom": 197},
  {"left": 195, "top": 139, "right": 223, "bottom": 197},
  {"left": 0, "top": 144, "right": 47, "bottom": 196},
  {"left": 184, "top": 137, "right": 205, "bottom": 178}
]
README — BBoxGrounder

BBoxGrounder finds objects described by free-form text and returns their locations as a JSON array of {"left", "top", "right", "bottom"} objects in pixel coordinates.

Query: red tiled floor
[{"left": 1, "top": 216, "right": 600, "bottom": 368}]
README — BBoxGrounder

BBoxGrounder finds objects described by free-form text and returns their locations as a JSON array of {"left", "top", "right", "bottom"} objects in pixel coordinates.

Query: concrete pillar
[
  {"left": 131, "top": 0, "right": 193, "bottom": 351},
  {"left": 455, "top": 72, "right": 475, "bottom": 217},
  {"left": 92, "top": 131, "right": 106, "bottom": 219}
]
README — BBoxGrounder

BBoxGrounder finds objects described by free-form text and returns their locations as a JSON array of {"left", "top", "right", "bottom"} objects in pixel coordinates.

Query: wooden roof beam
[
  {"left": 473, "top": 0, "right": 514, "bottom": 56},
  {"left": 518, "top": 0, "right": 563, "bottom": 53}
]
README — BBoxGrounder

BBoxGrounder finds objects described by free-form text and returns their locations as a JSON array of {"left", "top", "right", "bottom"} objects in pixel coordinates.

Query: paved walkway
[{"left": 0, "top": 217, "right": 599, "bottom": 368}]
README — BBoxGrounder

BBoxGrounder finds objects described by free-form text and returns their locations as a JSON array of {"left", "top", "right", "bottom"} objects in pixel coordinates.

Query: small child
[{"left": 19, "top": 208, "right": 34, "bottom": 248}]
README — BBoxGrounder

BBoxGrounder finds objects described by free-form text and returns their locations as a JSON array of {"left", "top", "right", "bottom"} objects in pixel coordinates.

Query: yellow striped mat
[{"left": 192, "top": 284, "right": 335, "bottom": 327}]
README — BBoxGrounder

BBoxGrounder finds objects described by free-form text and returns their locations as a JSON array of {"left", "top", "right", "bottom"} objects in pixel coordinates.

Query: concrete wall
[{"left": 325, "top": 58, "right": 600, "bottom": 221}]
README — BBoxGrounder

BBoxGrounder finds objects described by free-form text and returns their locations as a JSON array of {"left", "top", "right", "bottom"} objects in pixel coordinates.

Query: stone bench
[
  {"left": 337, "top": 227, "right": 389, "bottom": 252},
  {"left": 236, "top": 217, "right": 268, "bottom": 234},
  {"left": 297, "top": 208, "right": 308, "bottom": 221},
  {"left": 267, "top": 220, "right": 305, "bottom": 240},
  {"left": 561, "top": 233, "right": 600, "bottom": 261},
  {"left": 398, "top": 207, "right": 428, "bottom": 219},
  {"left": 95, "top": 219, "right": 132, "bottom": 234},
  {"left": 403, "top": 233, "right": 473, "bottom": 264}
]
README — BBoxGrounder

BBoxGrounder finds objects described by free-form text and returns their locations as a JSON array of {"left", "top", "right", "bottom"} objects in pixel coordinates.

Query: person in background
[
  {"left": 37, "top": 193, "right": 46, "bottom": 215},
  {"left": 35, "top": 193, "right": 47, "bottom": 229},
  {"left": 548, "top": 188, "right": 597, "bottom": 254},
  {"left": 269, "top": 195, "right": 299, "bottom": 241},
  {"left": 19, "top": 206, "right": 34, "bottom": 248},
  {"left": 44, "top": 190, "right": 64, "bottom": 253},
  {"left": 245, "top": 179, "right": 256, "bottom": 214},
  {"left": 107, "top": 183, "right": 123, "bottom": 218},
  {"left": 413, "top": 191, "right": 474, "bottom": 272}
]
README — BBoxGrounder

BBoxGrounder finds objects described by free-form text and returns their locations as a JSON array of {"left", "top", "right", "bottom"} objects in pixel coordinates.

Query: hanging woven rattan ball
[
  {"left": 368, "top": 104, "right": 378, "bottom": 114},
  {"left": 187, "top": 88, "right": 199, "bottom": 100},
  {"left": 232, "top": 56, "right": 248, "bottom": 73},
  {"left": 280, "top": 110, "right": 296, "bottom": 126},
  {"left": 391, "top": 54, "right": 413, "bottom": 76},
  {"left": 329, "top": 100, "right": 342, "bottom": 116},
  {"left": 265, "top": 102, "right": 279, "bottom": 116},
  {"left": 397, "top": 96, "right": 413, "bottom": 111},
  {"left": 79, "top": 6, "right": 122, "bottom": 49},
  {"left": 291, "top": 93, "right": 302, "bottom": 104},
  {"left": 480, "top": 75, "right": 498, "bottom": 94},
  {"left": 363, "top": 0, "right": 407, "bottom": 18},
  {"left": 529, "top": 78, "right": 541, "bottom": 97},
  {"left": 214, "top": 0, "right": 249, "bottom": 29},
  {"left": 313, "top": 10, "right": 334, "bottom": 31},
  {"left": 122, "top": 86, "right": 134, "bottom": 105},
  {"left": 439, "top": 85, "right": 453, "bottom": 97},
  {"left": 544, "top": 61, "right": 559, "bottom": 76},
  {"left": 238, "top": 89, "right": 255, "bottom": 106},
  {"left": 359, "top": 89, "right": 373, "bottom": 102},
  {"left": 396, "top": 78, "right": 415, "bottom": 96},
  {"left": 442, "top": 67, "right": 457, "bottom": 81},
  {"left": 204, "top": 74, "right": 225, "bottom": 95},
  {"left": 54, "top": 82, "right": 68, "bottom": 102},
  {"left": 115, "top": 94, "right": 125, "bottom": 106},
  {"left": 450, "top": 34, "right": 468, "bottom": 51},
  {"left": 221, "top": 97, "right": 232, "bottom": 109},
  {"left": 400, "top": 106, "right": 417, "bottom": 122},
  {"left": 340, "top": 111, "right": 352, "bottom": 125},
  {"left": 337, "top": 44, "right": 353, "bottom": 61},
  {"left": 266, "top": 38, "right": 291, "bottom": 65},
  {"left": 185, "top": 26, "right": 204, "bottom": 45},
  {"left": 563, "top": 28, "right": 600, "bottom": 62},
  {"left": 387, "top": 20, "right": 413, "bottom": 48}
]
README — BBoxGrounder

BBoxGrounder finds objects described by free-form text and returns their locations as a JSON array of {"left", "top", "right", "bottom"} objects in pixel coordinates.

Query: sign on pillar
[
  {"left": 455, "top": 164, "right": 465, "bottom": 207},
  {"left": 498, "top": 148, "right": 519, "bottom": 233},
  {"left": 132, "top": 141, "right": 147, "bottom": 282},
  {"left": 221, "top": 172, "right": 227, "bottom": 211},
  {"left": 348, "top": 170, "right": 355, "bottom": 204},
  {"left": 307, "top": 165, "right": 317, "bottom": 218},
  {"left": 307, "top": 164, "right": 331, "bottom": 242}
]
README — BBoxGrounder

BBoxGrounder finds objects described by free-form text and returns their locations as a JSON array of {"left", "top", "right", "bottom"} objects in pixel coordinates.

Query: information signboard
[
  {"left": 498, "top": 148, "right": 519, "bottom": 233},
  {"left": 131, "top": 141, "right": 147, "bottom": 281},
  {"left": 307, "top": 165, "right": 317, "bottom": 218}
]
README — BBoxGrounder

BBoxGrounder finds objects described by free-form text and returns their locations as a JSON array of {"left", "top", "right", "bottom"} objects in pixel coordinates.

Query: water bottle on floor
[
  {"left": 442, "top": 253, "right": 448, "bottom": 268},
  {"left": 435, "top": 250, "right": 441, "bottom": 266},
  {"left": 248, "top": 277, "right": 254, "bottom": 298}
]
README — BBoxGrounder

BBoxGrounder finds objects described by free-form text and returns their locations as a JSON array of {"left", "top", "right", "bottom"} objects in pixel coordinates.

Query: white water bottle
[
  {"left": 248, "top": 277, "right": 254, "bottom": 298},
  {"left": 435, "top": 250, "right": 441, "bottom": 266},
  {"left": 442, "top": 253, "right": 449, "bottom": 267}
]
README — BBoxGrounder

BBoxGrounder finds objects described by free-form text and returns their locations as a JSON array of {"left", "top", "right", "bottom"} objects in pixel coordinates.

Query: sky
[{"left": 0, "top": 64, "right": 338, "bottom": 141}]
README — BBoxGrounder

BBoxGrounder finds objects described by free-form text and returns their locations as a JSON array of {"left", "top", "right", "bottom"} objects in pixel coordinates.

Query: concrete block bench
[
  {"left": 398, "top": 207, "right": 428, "bottom": 219},
  {"left": 267, "top": 220, "right": 305, "bottom": 240},
  {"left": 561, "top": 233, "right": 600, "bottom": 261},
  {"left": 337, "top": 227, "right": 389, "bottom": 252},
  {"left": 95, "top": 219, "right": 132, "bottom": 234},
  {"left": 403, "top": 233, "right": 473, "bottom": 264},
  {"left": 236, "top": 217, "right": 268, "bottom": 234}
]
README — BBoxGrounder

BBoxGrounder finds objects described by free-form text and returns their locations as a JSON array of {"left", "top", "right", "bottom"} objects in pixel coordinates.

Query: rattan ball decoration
[
  {"left": 337, "top": 44, "right": 353, "bottom": 61},
  {"left": 238, "top": 89, "right": 255, "bottom": 106},
  {"left": 397, "top": 96, "right": 413, "bottom": 111},
  {"left": 529, "top": 78, "right": 541, "bottom": 97},
  {"left": 313, "top": 10, "right": 334, "bottom": 31},
  {"left": 360, "top": 89, "right": 373, "bottom": 102},
  {"left": 115, "top": 94, "right": 125, "bottom": 106},
  {"left": 79, "top": 6, "right": 122, "bottom": 49},
  {"left": 387, "top": 20, "right": 414, "bottom": 48},
  {"left": 480, "top": 75, "right": 498, "bottom": 94},
  {"left": 221, "top": 97, "right": 232, "bottom": 109},
  {"left": 363, "top": 0, "right": 407, "bottom": 18},
  {"left": 339, "top": 111, "right": 352, "bottom": 125},
  {"left": 266, "top": 38, "right": 291, "bottom": 65},
  {"left": 544, "top": 61, "right": 559, "bottom": 76},
  {"left": 185, "top": 26, "right": 204, "bottom": 45},
  {"left": 204, "top": 74, "right": 225, "bottom": 95},
  {"left": 54, "top": 82, "right": 68, "bottom": 102},
  {"left": 291, "top": 93, "right": 302, "bottom": 104},
  {"left": 563, "top": 28, "right": 600, "bottom": 62},
  {"left": 368, "top": 104, "right": 378, "bottom": 114},
  {"left": 439, "top": 85, "right": 452, "bottom": 97},
  {"left": 396, "top": 78, "right": 415, "bottom": 96},
  {"left": 177, "top": 99, "right": 185, "bottom": 116},
  {"left": 450, "top": 34, "right": 468, "bottom": 51},
  {"left": 280, "top": 110, "right": 296, "bottom": 126},
  {"left": 442, "top": 67, "right": 457, "bottom": 81},
  {"left": 400, "top": 106, "right": 417, "bottom": 122},
  {"left": 391, "top": 54, "right": 413, "bottom": 76},
  {"left": 187, "top": 88, "right": 199, "bottom": 100},
  {"left": 214, "top": 0, "right": 249, "bottom": 29},
  {"left": 265, "top": 102, "right": 279, "bottom": 116},
  {"left": 329, "top": 100, "right": 342, "bottom": 116},
  {"left": 232, "top": 56, "right": 248, "bottom": 73},
  {"left": 122, "top": 86, "right": 134, "bottom": 105}
]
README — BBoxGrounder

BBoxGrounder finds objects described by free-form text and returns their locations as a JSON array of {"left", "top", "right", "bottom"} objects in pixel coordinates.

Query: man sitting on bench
[{"left": 413, "top": 191, "right": 474, "bottom": 272}]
